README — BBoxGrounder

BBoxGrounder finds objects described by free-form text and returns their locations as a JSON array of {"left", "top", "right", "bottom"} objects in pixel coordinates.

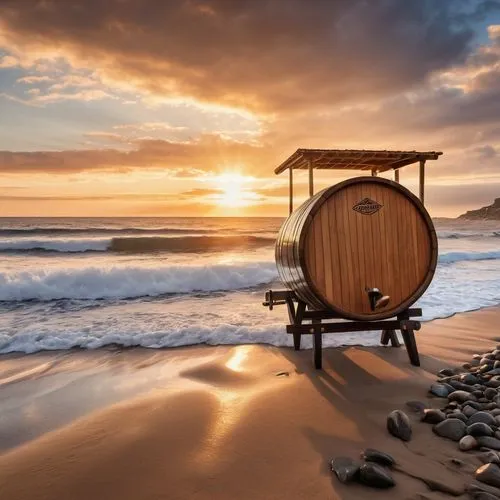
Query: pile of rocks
[
  {"left": 424, "top": 349, "right": 500, "bottom": 453},
  {"left": 330, "top": 346, "right": 500, "bottom": 496},
  {"left": 330, "top": 448, "right": 395, "bottom": 489}
]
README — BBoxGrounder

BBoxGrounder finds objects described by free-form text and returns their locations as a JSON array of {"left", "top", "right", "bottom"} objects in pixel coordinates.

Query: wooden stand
[{"left": 263, "top": 290, "right": 421, "bottom": 370}]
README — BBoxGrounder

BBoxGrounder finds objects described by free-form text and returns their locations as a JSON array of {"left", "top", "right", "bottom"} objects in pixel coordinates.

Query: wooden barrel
[{"left": 275, "top": 176, "right": 438, "bottom": 321}]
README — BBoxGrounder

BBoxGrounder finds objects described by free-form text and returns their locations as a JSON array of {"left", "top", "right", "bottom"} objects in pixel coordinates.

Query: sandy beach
[{"left": 0, "top": 306, "right": 499, "bottom": 500}]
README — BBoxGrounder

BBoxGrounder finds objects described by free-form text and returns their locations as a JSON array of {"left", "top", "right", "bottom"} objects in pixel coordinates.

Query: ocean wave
[
  {"left": 0, "top": 235, "right": 276, "bottom": 254},
  {"left": 0, "top": 239, "right": 109, "bottom": 253},
  {"left": 0, "top": 227, "right": 217, "bottom": 236},
  {"left": 108, "top": 235, "right": 274, "bottom": 252},
  {"left": 438, "top": 250, "right": 500, "bottom": 264},
  {"left": 0, "top": 261, "right": 278, "bottom": 302},
  {"left": 439, "top": 231, "right": 500, "bottom": 239},
  {"left": 0, "top": 324, "right": 385, "bottom": 354},
  {"left": 0, "top": 324, "right": 382, "bottom": 354}
]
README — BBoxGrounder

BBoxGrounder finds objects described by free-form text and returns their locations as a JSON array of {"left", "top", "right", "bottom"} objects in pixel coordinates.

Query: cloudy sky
[{"left": 0, "top": 0, "right": 499, "bottom": 217}]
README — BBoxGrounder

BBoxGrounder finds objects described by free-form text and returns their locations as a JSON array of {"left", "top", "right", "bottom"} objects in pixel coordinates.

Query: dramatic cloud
[
  {"left": 1, "top": 1, "right": 499, "bottom": 216},
  {"left": 1, "top": 0, "right": 496, "bottom": 112},
  {"left": 0, "top": 134, "right": 269, "bottom": 174}
]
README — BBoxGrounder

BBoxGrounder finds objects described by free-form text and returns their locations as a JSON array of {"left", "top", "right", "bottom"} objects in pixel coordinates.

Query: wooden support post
[
  {"left": 292, "top": 301, "right": 306, "bottom": 351},
  {"left": 380, "top": 329, "right": 401, "bottom": 347},
  {"left": 312, "top": 319, "right": 322, "bottom": 369},
  {"left": 308, "top": 159, "right": 314, "bottom": 197},
  {"left": 380, "top": 329, "right": 390, "bottom": 345},
  {"left": 389, "top": 330, "right": 401, "bottom": 347},
  {"left": 394, "top": 169, "right": 399, "bottom": 183},
  {"left": 419, "top": 159, "right": 425, "bottom": 204},
  {"left": 289, "top": 167, "right": 293, "bottom": 214},
  {"left": 400, "top": 325, "right": 420, "bottom": 366}
]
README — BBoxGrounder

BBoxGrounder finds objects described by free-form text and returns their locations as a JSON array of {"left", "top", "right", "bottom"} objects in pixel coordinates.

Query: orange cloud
[{"left": 0, "top": 133, "right": 270, "bottom": 174}]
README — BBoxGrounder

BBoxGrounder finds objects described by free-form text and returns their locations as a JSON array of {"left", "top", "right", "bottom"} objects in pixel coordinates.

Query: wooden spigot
[{"left": 365, "top": 287, "right": 390, "bottom": 311}]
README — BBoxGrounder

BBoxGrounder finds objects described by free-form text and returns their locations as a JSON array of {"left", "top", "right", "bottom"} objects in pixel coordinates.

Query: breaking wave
[
  {"left": 439, "top": 231, "right": 500, "bottom": 239},
  {"left": 0, "top": 235, "right": 276, "bottom": 254},
  {"left": 438, "top": 250, "right": 500, "bottom": 264},
  {"left": 0, "top": 227, "right": 217, "bottom": 236},
  {"left": 0, "top": 261, "right": 278, "bottom": 302}
]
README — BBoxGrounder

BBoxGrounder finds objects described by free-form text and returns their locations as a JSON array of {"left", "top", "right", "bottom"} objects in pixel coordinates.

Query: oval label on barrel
[{"left": 352, "top": 197, "right": 383, "bottom": 215}]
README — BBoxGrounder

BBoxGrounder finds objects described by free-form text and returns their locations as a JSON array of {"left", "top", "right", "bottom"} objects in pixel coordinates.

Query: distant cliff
[{"left": 458, "top": 198, "right": 500, "bottom": 220}]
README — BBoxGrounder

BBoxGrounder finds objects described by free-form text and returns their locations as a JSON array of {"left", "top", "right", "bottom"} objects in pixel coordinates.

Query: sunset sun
[{"left": 212, "top": 172, "right": 257, "bottom": 208}]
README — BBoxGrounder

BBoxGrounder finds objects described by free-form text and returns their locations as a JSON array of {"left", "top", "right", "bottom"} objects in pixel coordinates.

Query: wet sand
[{"left": 0, "top": 306, "right": 499, "bottom": 499}]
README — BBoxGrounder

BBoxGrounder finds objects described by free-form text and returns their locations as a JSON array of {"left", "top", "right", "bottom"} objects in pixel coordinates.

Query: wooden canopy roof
[{"left": 274, "top": 149, "right": 442, "bottom": 175}]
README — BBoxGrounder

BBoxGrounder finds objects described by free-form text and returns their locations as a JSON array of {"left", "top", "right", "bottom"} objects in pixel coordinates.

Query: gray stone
[
  {"left": 477, "top": 437, "right": 500, "bottom": 451},
  {"left": 469, "top": 412, "right": 497, "bottom": 427},
  {"left": 470, "top": 490, "right": 500, "bottom": 499},
  {"left": 487, "top": 378, "right": 500, "bottom": 389},
  {"left": 459, "top": 435, "right": 478, "bottom": 451},
  {"left": 476, "top": 463, "right": 500, "bottom": 488},
  {"left": 463, "top": 374, "right": 481, "bottom": 385},
  {"left": 473, "top": 390, "right": 485, "bottom": 399},
  {"left": 361, "top": 449, "right": 395, "bottom": 467},
  {"left": 466, "top": 400, "right": 486, "bottom": 410},
  {"left": 487, "top": 369, "right": 500, "bottom": 377},
  {"left": 421, "top": 409, "right": 446, "bottom": 424},
  {"left": 357, "top": 463, "right": 395, "bottom": 489},
  {"left": 447, "top": 412, "right": 467, "bottom": 423},
  {"left": 492, "top": 409, "right": 500, "bottom": 417},
  {"left": 478, "top": 451, "right": 500, "bottom": 465},
  {"left": 442, "top": 382, "right": 456, "bottom": 394},
  {"left": 468, "top": 480, "right": 500, "bottom": 499},
  {"left": 495, "top": 431, "right": 500, "bottom": 441},
  {"left": 429, "top": 383, "right": 450, "bottom": 398},
  {"left": 449, "top": 390, "right": 475, "bottom": 403},
  {"left": 464, "top": 405, "right": 479, "bottom": 417},
  {"left": 485, "top": 353, "right": 496, "bottom": 360},
  {"left": 438, "top": 368, "right": 455, "bottom": 377},
  {"left": 471, "top": 359, "right": 481, "bottom": 367},
  {"left": 495, "top": 361, "right": 500, "bottom": 369},
  {"left": 468, "top": 423, "right": 495, "bottom": 437},
  {"left": 405, "top": 400, "right": 428, "bottom": 413},
  {"left": 449, "top": 381, "right": 475, "bottom": 392},
  {"left": 480, "top": 364, "right": 495, "bottom": 373},
  {"left": 433, "top": 418, "right": 467, "bottom": 441},
  {"left": 474, "top": 354, "right": 484, "bottom": 360},
  {"left": 486, "top": 403, "right": 498, "bottom": 411},
  {"left": 463, "top": 362, "right": 472, "bottom": 370},
  {"left": 387, "top": 410, "right": 411, "bottom": 441},
  {"left": 330, "top": 456, "right": 360, "bottom": 483}
]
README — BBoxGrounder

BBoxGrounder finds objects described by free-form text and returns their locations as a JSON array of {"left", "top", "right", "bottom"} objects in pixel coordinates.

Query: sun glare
[{"left": 211, "top": 171, "right": 257, "bottom": 208}]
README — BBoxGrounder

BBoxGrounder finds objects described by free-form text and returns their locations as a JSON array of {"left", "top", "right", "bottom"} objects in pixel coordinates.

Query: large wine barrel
[{"left": 275, "top": 176, "right": 438, "bottom": 321}]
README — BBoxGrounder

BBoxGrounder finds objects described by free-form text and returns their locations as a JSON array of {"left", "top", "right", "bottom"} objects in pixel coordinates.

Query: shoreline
[
  {"left": 0, "top": 305, "right": 499, "bottom": 498},
  {"left": 1, "top": 302, "right": 500, "bottom": 357}
]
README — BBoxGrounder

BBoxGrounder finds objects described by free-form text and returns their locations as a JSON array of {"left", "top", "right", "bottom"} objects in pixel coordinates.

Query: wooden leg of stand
[
  {"left": 388, "top": 330, "right": 401, "bottom": 347},
  {"left": 293, "top": 332, "right": 301, "bottom": 351},
  {"left": 380, "top": 329, "right": 390, "bottom": 345},
  {"left": 292, "top": 301, "right": 306, "bottom": 351},
  {"left": 401, "top": 327, "right": 420, "bottom": 366},
  {"left": 312, "top": 320, "right": 322, "bottom": 369}
]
